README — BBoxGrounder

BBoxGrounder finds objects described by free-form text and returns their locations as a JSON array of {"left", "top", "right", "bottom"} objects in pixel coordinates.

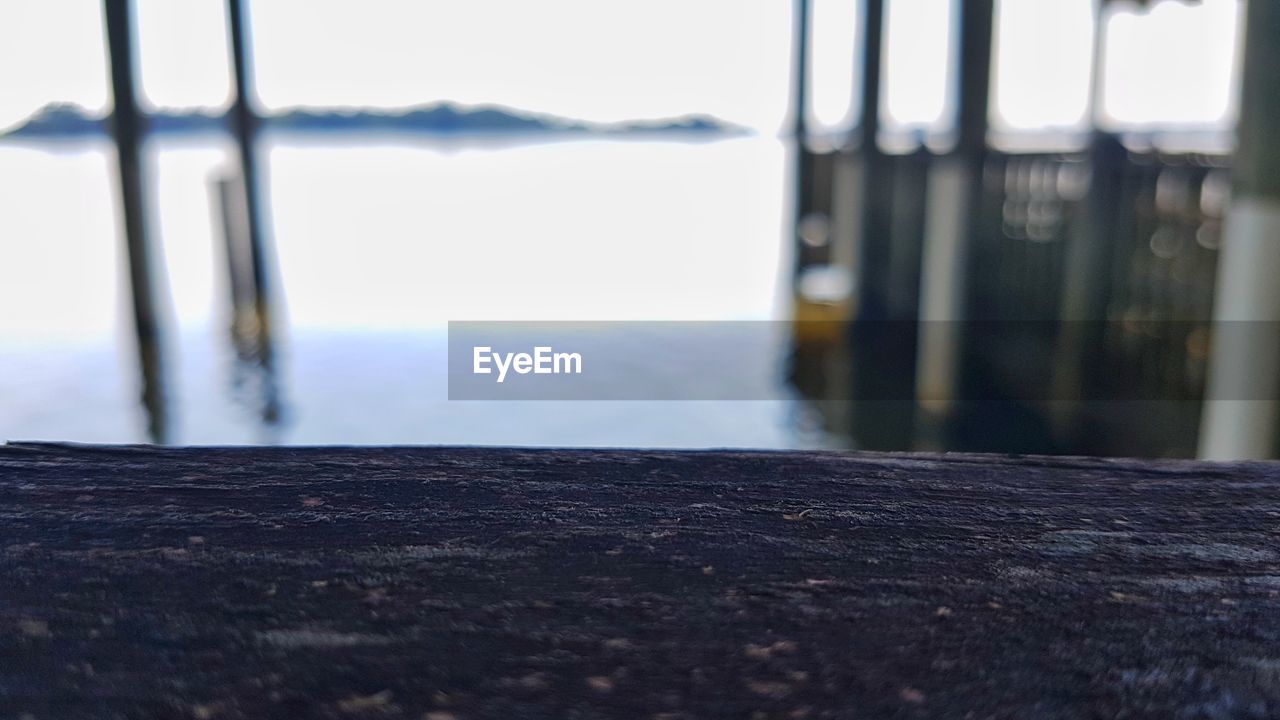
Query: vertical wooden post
[
  {"left": 827, "top": 0, "right": 886, "bottom": 301},
  {"left": 913, "top": 0, "right": 994, "bottom": 446},
  {"left": 855, "top": 0, "right": 884, "bottom": 153},
  {"left": 1050, "top": 1, "right": 1122, "bottom": 445},
  {"left": 1050, "top": 134, "right": 1124, "bottom": 444},
  {"left": 227, "top": 0, "right": 266, "bottom": 309},
  {"left": 792, "top": 0, "right": 814, "bottom": 280},
  {"left": 953, "top": 0, "right": 994, "bottom": 161},
  {"left": 852, "top": 0, "right": 887, "bottom": 318},
  {"left": 103, "top": 0, "right": 169, "bottom": 443},
  {"left": 792, "top": 0, "right": 811, "bottom": 144},
  {"left": 226, "top": 0, "right": 281, "bottom": 425},
  {"left": 845, "top": 0, "right": 919, "bottom": 450},
  {"left": 1199, "top": 0, "right": 1280, "bottom": 459},
  {"left": 226, "top": 0, "right": 270, "bottom": 341},
  {"left": 1058, "top": 1, "right": 1117, "bottom": 331}
]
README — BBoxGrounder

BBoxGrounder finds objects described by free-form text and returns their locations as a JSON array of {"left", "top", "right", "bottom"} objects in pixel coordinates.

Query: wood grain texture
[{"left": 1, "top": 443, "right": 1279, "bottom": 719}]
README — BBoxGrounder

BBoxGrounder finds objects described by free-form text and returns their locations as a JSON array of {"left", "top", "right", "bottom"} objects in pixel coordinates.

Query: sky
[{"left": 0, "top": 0, "right": 1244, "bottom": 137}]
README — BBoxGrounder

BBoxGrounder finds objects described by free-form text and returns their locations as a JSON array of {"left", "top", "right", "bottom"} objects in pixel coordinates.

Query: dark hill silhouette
[
  {"left": 3, "top": 102, "right": 746, "bottom": 140},
  {"left": 3, "top": 103, "right": 109, "bottom": 136}
]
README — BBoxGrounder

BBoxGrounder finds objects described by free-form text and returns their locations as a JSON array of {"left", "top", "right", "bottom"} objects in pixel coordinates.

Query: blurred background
[{"left": 1, "top": 0, "right": 1274, "bottom": 457}]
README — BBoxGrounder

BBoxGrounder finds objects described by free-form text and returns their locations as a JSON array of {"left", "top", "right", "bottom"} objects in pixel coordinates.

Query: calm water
[{"left": 0, "top": 132, "right": 832, "bottom": 447}]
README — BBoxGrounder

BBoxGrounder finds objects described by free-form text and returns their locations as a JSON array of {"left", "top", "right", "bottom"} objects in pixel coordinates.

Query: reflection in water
[
  {"left": 214, "top": 172, "right": 282, "bottom": 431},
  {"left": 0, "top": 133, "right": 838, "bottom": 448},
  {"left": 0, "top": 139, "right": 138, "bottom": 444},
  {"left": 0, "top": 130, "right": 1229, "bottom": 455}
]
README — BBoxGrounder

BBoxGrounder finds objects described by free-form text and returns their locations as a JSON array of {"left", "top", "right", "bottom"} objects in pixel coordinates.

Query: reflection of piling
[
  {"left": 103, "top": 0, "right": 169, "bottom": 443},
  {"left": 1199, "top": 0, "right": 1280, "bottom": 459},
  {"left": 215, "top": 174, "right": 281, "bottom": 427},
  {"left": 216, "top": 176, "right": 255, "bottom": 351}
]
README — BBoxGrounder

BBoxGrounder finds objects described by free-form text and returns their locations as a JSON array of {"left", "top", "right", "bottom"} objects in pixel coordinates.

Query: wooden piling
[
  {"left": 1199, "top": 0, "right": 1280, "bottom": 459},
  {"left": 792, "top": 0, "right": 814, "bottom": 284},
  {"left": 913, "top": 0, "right": 995, "bottom": 446},
  {"left": 102, "top": 0, "right": 169, "bottom": 443},
  {"left": 225, "top": 0, "right": 282, "bottom": 426}
]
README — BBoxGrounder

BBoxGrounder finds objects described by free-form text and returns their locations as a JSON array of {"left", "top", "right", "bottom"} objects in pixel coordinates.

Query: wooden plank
[{"left": 1, "top": 444, "right": 1278, "bottom": 718}]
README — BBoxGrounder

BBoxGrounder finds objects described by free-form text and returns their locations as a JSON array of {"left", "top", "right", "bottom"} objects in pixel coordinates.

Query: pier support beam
[
  {"left": 103, "top": 0, "right": 169, "bottom": 443},
  {"left": 792, "top": 0, "right": 814, "bottom": 285},
  {"left": 913, "top": 0, "right": 994, "bottom": 446},
  {"left": 227, "top": 0, "right": 269, "bottom": 329},
  {"left": 851, "top": 0, "right": 887, "bottom": 318},
  {"left": 1199, "top": 0, "right": 1280, "bottom": 459},
  {"left": 225, "top": 0, "right": 281, "bottom": 426},
  {"left": 826, "top": 0, "right": 886, "bottom": 294},
  {"left": 846, "top": 0, "right": 918, "bottom": 450}
]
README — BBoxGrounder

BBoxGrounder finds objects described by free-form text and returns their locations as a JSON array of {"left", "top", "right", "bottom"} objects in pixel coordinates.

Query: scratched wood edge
[{"left": 5, "top": 439, "right": 1275, "bottom": 470}]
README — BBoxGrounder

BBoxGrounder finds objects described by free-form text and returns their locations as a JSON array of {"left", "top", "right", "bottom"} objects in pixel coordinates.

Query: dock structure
[
  {"left": 99, "top": 0, "right": 284, "bottom": 441},
  {"left": 3, "top": 443, "right": 1279, "bottom": 718},
  {"left": 791, "top": 0, "right": 1278, "bottom": 459}
]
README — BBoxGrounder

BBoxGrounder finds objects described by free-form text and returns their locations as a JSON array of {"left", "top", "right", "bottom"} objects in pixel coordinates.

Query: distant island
[{"left": 1, "top": 102, "right": 747, "bottom": 141}]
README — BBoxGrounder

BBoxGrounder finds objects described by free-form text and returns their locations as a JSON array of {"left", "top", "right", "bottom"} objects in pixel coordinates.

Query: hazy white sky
[
  {"left": 992, "top": 0, "right": 1095, "bottom": 133},
  {"left": 807, "top": 0, "right": 860, "bottom": 129},
  {"left": 0, "top": 0, "right": 1243, "bottom": 136},
  {"left": 0, "top": 0, "right": 113, "bottom": 129},
  {"left": 1100, "top": 0, "right": 1241, "bottom": 128},
  {"left": 247, "top": 0, "right": 792, "bottom": 127}
]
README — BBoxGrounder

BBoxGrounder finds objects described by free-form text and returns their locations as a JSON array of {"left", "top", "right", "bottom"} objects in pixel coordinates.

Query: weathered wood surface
[{"left": 2, "top": 443, "right": 1279, "bottom": 719}]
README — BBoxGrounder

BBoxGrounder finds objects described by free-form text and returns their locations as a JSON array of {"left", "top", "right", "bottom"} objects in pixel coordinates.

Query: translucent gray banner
[{"left": 447, "top": 320, "right": 1280, "bottom": 401}]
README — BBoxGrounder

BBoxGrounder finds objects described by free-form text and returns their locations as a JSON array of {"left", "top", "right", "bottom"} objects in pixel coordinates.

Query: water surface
[{"left": 0, "top": 133, "right": 829, "bottom": 447}]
